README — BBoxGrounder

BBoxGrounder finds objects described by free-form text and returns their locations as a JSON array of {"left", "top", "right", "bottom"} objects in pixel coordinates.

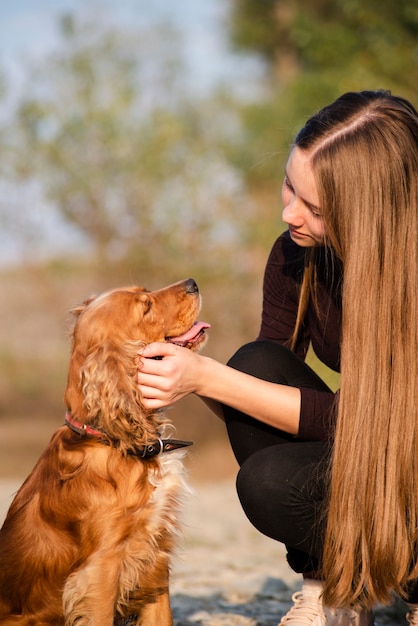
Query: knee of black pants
[
  {"left": 236, "top": 442, "right": 329, "bottom": 570},
  {"left": 223, "top": 340, "right": 333, "bottom": 466},
  {"left": 223, "top": 341, "right": 326, "bottom": 465},
  {"left": 228, "top": 340, "right": 304, "bottom": 386}
]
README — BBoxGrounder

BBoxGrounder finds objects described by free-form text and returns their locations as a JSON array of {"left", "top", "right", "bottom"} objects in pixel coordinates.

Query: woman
[{"left": 137, "top": 90, "right": 418, "bottom": 625}]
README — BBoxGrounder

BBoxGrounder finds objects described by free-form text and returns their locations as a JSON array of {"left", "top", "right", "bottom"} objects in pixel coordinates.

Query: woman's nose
[{"left": 282, "top": 200, "right": 304, "bottom": 227}]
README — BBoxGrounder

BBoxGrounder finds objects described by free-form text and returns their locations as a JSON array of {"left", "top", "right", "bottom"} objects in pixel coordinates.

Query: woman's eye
[
  {"left": 283, "top": 177, "right": 293, "bottom": 192},
  {"left": 309, "top": 206, "right": 323, "bottom": 218}
]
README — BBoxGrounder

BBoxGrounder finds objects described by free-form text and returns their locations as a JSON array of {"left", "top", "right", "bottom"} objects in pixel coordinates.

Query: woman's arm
[{"left": 137, "top": 342, "right": 300, "bottom": 436}]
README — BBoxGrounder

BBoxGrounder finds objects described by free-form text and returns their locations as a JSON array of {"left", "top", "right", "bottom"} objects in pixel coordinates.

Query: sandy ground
[{"left": 0, "top": 475, "right": 410, "bottom": 625}]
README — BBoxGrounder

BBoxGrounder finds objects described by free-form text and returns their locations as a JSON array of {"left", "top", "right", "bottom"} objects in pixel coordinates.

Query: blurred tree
[
  {"left": 7, "top": 14, "right": 251, "bottom": 271},
  {"left": 226, "top": 0, "right": 418, "bottom": 187},
  {"left": 229, "top": 0, "right": 418, "bottom": 94}
]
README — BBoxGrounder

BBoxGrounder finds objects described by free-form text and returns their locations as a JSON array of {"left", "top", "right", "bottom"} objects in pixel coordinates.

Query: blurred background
[{"left": 0, "top": 0, "right": 416, "bottom": 481}]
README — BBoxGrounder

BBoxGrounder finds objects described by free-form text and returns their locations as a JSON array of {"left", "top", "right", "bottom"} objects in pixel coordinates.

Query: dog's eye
[{"left": 138, "top": 295, "right": 152, "bottom": 315}]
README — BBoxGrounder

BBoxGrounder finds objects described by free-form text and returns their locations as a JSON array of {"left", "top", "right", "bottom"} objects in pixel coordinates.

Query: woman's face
[{"left": 281, "top": 147, "right": 326, "bottom": 247}]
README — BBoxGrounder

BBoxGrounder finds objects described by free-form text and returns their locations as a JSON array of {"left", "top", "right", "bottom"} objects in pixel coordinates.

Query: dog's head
[{"left": 64, "top": 278, "right": 210, "bottom": 449}]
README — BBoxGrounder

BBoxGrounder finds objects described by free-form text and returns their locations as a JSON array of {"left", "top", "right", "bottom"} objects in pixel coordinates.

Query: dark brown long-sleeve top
[{"left": 257, "top": 230, "right": 342, "bottom": 441}]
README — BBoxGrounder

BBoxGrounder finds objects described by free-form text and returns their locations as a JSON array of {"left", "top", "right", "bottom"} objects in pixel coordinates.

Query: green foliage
[
  {"left": 6, "top": 13, "right": 252, "bottom": 272},
  {"left": 229, "top": 0, "right": 278, "bottom": 61},
  {"left": 227, "top": 0, "right": 418, "bottom": 187},
  {"left": 6, "top": 2, "right": 416, "bottom": 263},
  {"left": 230, "top": 0, "right": 418, "bottom": 93}
]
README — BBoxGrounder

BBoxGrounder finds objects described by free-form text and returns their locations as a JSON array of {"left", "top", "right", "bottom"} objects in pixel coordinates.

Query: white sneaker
[
  {"left": 407, "top": 603, "right": 418, "bottom": 625},
  {"left": 278, "top": 579, "right": 374, "bottom": 625}
]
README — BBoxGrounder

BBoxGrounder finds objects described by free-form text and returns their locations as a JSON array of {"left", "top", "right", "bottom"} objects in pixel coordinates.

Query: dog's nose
[{"left": 185, "top": 278, "right": 198, "bottom": 294}]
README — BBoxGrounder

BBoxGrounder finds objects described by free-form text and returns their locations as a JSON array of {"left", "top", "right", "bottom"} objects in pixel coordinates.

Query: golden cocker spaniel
[{"left": 0, "top": 278, "right": 209, "bottom": 626}]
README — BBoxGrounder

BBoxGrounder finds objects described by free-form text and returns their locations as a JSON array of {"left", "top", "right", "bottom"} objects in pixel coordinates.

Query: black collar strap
[{"left": 64, "top": 411, "right": 193, "bottom": 459}]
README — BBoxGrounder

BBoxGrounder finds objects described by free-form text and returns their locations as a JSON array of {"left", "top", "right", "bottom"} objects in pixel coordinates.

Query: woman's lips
[{"left": 289, "top": 227, "right": 308, "bottom": 238}]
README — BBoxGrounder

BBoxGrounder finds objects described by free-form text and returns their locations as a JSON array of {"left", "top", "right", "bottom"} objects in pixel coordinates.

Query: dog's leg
[
  {"left": 122, "top": 558, "right": 173, "bottom": 626},
  {"left": 63, "top": 560, "right": 120, "bottom": 626},
  {"left": 135, "top": 591, "right": 172, "bottom": 626}
]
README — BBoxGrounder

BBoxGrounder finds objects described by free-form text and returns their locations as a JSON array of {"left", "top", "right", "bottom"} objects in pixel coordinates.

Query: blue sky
[
  {"left": 0, "top": 0, "right": 262, "bottom": 96},
  {"left": 0, "top": 0, "right": 264, "bottom": 264}
]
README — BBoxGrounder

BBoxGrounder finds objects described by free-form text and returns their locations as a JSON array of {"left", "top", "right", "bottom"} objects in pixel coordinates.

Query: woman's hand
[
  {"left": 137, "top": 342, "right": 201, "bottom": 409},
  {"left": 138, "top": 342, "right": 301, "bottom": 435}
]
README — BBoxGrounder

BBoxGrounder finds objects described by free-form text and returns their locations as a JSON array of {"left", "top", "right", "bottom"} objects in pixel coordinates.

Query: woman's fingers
[{"left": 137, "top": 342, "right": 197, "bottom": 407}]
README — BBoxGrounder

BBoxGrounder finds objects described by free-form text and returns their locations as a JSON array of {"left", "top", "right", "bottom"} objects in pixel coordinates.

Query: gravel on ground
[{"left": 0, "top": 478, "right": 409, "bottom": 625}]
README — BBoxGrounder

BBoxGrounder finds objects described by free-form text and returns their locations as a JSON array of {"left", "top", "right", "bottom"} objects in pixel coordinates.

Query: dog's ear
[
  {"left": 69, "top": 295, "right": 97, "bottom": 320},
  {"left": 64, "top": 346, "right": 86, "bottom": 423},
  {"left": 135, "top": 292, "right": 152, "bottom": 315},
  {"left": 64, "top": 297, "right": 98, "bottom": 418},
  {"left": 65, "top": 338, "right": 156, "bottom": 450}
]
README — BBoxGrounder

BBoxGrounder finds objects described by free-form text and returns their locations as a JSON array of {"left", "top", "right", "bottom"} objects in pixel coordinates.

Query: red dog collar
[{"left": 64, "top": 411, "right": 193, "bottom": 458}]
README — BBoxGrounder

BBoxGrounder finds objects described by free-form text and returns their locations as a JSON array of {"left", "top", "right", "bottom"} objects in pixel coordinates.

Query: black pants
[
  {"left": 223, "top": 340, "right": 418, "bottom": 602},
  {"left": 223, "top": 340, "right": 331, "bottom": 574}
]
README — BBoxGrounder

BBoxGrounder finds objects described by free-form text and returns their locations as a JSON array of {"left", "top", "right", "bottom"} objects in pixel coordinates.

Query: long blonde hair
[{"left": 295, "top": 90, "right": 418, "bottom": 608}]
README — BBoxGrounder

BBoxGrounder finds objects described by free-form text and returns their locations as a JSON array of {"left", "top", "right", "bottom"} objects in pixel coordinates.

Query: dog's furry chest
[
  {"left": 115, "top": 451, "right": 190, "bottom": 596},
  {"left": 116, "top": 453, "right": 190, "bottom": 620},
  {"left": 61, "top": 449, "right": 190, "bottom": 622},
  {"left": 127, "top": 450, "right": 189, "bottom": 552}
]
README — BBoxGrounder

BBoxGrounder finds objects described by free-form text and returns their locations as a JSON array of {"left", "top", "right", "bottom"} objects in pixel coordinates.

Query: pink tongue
[{"left": 171, "top": 321, "right": 211, "bottom": 343}]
